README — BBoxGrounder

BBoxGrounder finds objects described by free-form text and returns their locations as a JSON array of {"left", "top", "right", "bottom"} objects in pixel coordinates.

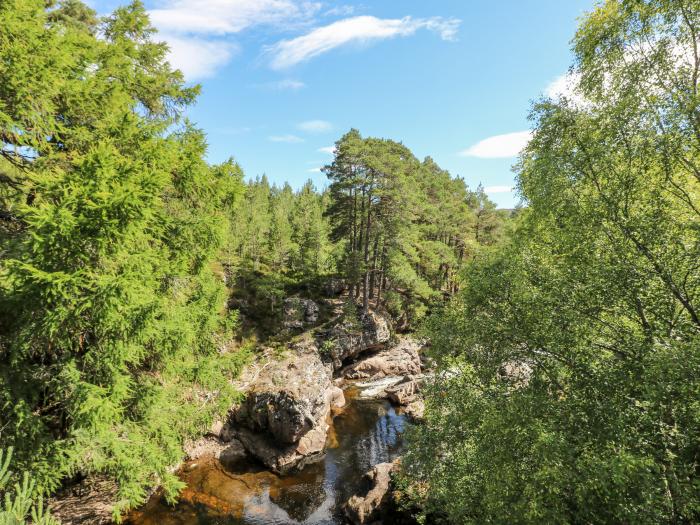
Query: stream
[{"left": 128, "top": 387, "right": 408, "bottom": 525}]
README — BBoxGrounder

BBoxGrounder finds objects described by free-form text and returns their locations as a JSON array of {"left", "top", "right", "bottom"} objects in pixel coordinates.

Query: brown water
[{"left": 129, "top": 390, "right": 407, "bottom": 525}]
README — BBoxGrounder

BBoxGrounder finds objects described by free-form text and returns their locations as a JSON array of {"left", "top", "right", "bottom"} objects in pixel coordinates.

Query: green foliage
[
  {"left": 0, "top": 0, "right": 247, "bottom": 517},
  {"left": 0, "top": 448, "right": 58, "bottom": 525},
  {"left": 325, "top": 130, "right": 504, "bottom": 323},
  {"left": 404, "top": 1, "right": 700, "bottom": 523},
  {"left": 228, "top": 176, "right": 333, "bottom": 325}
]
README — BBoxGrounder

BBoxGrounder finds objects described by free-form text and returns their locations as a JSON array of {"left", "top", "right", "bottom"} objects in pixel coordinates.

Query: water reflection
[{"left": 129, "top": 394, "right": 407, "bottom": 525}]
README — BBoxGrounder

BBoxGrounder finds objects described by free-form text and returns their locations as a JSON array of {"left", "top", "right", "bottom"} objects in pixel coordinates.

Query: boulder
[
  {"left": 326, "top": 309, "right": 391, "bottom": 369},
  {"left": 342, "top": 337, "right": 422, "bottom": 380},
  {"left": 403, "top": 399, "right": 425, "bottom": 422},
  {"left": 232, "top": 343, "right": 331, "bottom": 444},
  {"left": 327, "top": 385, "right": 346, "bottom": 413},
  {"left": 283, "top": 297, "right": 320, "bottom": 329},
  {"left": 344, "top": 461, "right": 398, "bottom": 525},
  {"left": 236, "top": 418, "right": 329, "bottom": 474},
  {"left": 231, "top": 340, "right": 338, "bottom": 473},
  {"left": 385, "top": 375, "right": 424, "bottom": 405}
]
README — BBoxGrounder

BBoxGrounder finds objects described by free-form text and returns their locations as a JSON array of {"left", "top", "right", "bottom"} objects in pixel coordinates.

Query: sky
[{"left": 90, "top": 0, "right": 595, "bottom": 208}]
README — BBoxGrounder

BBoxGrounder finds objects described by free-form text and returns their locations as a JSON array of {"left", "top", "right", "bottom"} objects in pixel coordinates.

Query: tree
[
  {"left": 325, "top": 131, "right": 499, "bottom": 325},
  {"left": 0, "top": 1, "right": 247, "bottom": 516},
  {"left": 404, "top": 1, "right": 700, "bottom": 522}
]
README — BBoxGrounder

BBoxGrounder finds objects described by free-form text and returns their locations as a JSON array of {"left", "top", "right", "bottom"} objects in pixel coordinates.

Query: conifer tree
[{"left": 0, "top": 0, "right": 246, "bottom": 515}]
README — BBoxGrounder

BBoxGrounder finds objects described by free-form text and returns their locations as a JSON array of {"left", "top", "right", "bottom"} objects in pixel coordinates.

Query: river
[{"left": 128, "top": 387, "right": 408, "bottom": 525}]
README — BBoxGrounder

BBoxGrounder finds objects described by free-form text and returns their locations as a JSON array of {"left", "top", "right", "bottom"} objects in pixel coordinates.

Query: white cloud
[
  {"left": 324, "top": 5, "right": 355, "bottom": 17},
  {"left": 459, "top": 131, "right": 532, "bottom": 159},
  {"left": 149, "top": 0, "right": 321, "bottom": 79},
  {"left": 160, "top": 34, "right": 236, "bottom": 79},
  {"left": 267, "top": 15, "right": 461, "bottom": 69},
  {"left": 258, "top": 79, "right": 306, "bottom": 90},
  {"left": 149, "top": 0, "right": 321, "bottom": 35},
  {"left": 545, "top": 71, "right": 583, "bottom": 102},
  {"left": 307, "top": 167, "right": 323, "bottom": 173},
  {"left": 318, "top": 146, "right": 335, "bottom": 154},
  {"left": 298, "top": 120, "right": 333, "bottom": 133},
  {"left": 484, "top": 185, "right": 514, "bottom": 194},
  {"left": 269, "top": 134, "right": 305, "bottom": 143}
]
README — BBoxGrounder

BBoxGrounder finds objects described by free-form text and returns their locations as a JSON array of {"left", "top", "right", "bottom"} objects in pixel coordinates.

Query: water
[{"left": 129, "top": 389, "right": 408, "bottom": 525}]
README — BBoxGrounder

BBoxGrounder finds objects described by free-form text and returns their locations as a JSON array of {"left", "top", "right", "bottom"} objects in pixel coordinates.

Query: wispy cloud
[
  {"left": 318, "top": 146, "right": 336, "bottom": 154},
  {"left": 148, "top": 0, "right": 321, "bottom": 79},
  {"left": 259, "top": 79, "right": 306, "bottom": 90},
  {"left": 484, "top": 185, "right": 514, "bottom": 193},
  {"left": 298, "top": 120, "right": 333, "bottom": 133},
  {"left": 216, "top": 125, "right": 252, "bottom": 135},
  {"left": 267, "top": 15, "right": 461, "bottom": 69},
  {"left": 324, "top": 5, "right": 355, "bottom": 17},
  {"left": 307, "top": 167, "right": 323, "bottom": 173},
  {"left": 459, "top": 131, "right": 532, "bottom": 159},
  {"left": 269, "top": 134, "right": 305, "bottom": 143},
  {"left": 149, "top": 0, "right": 320, "bottom": 35}
]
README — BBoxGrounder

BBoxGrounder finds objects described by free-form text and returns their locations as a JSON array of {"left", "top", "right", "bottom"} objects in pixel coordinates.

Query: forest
[{"left": 1, "top": 0, "right": 699, "bottom": 524}]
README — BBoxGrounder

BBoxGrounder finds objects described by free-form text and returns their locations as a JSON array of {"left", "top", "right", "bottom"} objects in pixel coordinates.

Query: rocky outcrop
[
  {"left": 344, "top": 460, "right": 398, "bottom": 525},
  {"left": 230, "top": 340, "right": 345, "bottom": 473},
  {"left": 184, "top": 436, "right": 247, "bottom": 467},
  {"left": 325, "top": 309, "right": 391, "bottom": 369},
  {"left": 283, "top": 297, "right": 320, "bottom": 329},
  {"left": 385, "top": 375, "right": 424, "bottom": 405},
  {"left": 342, "top": 337, "right": 421, "bottom": 380}
]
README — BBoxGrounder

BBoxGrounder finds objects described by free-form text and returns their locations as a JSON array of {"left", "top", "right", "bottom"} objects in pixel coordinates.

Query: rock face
[
  {"left": 342, "top": 337, "right": 421, "bottom": 380},
  {"left": 385, "top": 375, "right": 424, "bottom": 405},
  {"left": 344, "top": 461, "right": 398, "bottom": 525},
  {"left": 283, "top": 297, "right": 320, "bottom": 329},
  {"left": 230, "top": 340, "right": 344, "bottom": 473},
  {"left": 326, "top": 310, "right": 391, "bottom": 369}
]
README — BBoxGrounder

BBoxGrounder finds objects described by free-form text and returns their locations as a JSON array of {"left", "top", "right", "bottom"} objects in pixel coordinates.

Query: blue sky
[{"left": 92, "top": 0, "right": 595, "bottom": 208}]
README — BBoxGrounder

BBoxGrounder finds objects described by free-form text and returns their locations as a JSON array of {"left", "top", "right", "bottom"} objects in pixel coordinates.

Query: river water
[{"left": 128, "top": 388, "right": 408, "bottom": 525}]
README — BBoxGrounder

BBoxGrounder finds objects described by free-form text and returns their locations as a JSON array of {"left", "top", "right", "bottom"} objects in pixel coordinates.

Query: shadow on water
[{"left": 128, "top": 391, "right": 408, "bottom": 525}]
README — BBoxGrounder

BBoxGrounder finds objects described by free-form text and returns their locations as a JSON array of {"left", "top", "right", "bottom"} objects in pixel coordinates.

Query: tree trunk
[
  {"left": 369, "top": 236, "right": 379, "bottom": 299},
  {"left": 362, "top": 188, "right": 372, "bottom": 314}
]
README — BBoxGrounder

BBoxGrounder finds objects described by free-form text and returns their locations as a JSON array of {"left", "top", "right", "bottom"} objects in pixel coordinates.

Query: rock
[
  {"left": 355, "top": 376, "right": 406, "bottom": 399},
  {"left": 283, "top": 297, "right": 320, "bottom": 329},
  {"left": 184, "top": 437, "right": 248, "bottom": 466},
  {"left": 232, "top": 342, "right": 331, "bottom": 444},
  {"left": 324, "top": 277, "right": 347, "bottom": 296},
  {"left": 344, "top": 461, "right": 398, "bottom": 525},
  {"left": 327, "top": 385, "right": 346, "bottom": 413},
  {"left": 403, "top": 399, "right": 425, "bottom": 422},
  {"left": 326, "top": 309, "right": 391, "bottom": 369},
  {"left": 231, "top": 340, "right": 338, "bottom": 473},
  {"left": 236, "top": 418, "right": 328, "bottom": 474},
  {"left": 342, "top": 337, "right": 422, "bottom": 380},
  {"left": 385, "top": 375, "right": 424, "bottom": 405}
]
